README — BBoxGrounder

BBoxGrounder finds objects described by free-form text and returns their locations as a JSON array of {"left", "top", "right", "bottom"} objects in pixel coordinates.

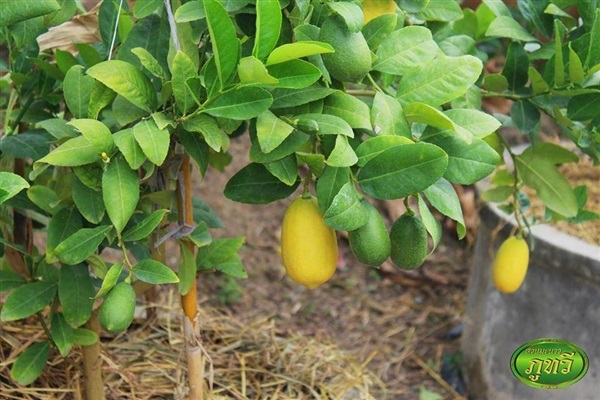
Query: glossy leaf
[
  {"left": 327, "top": 135, "right": 358, "bottom": 167},
  {"left": 270, "top": 85, "right": 335, "bottom": 109},
  {"left": 404, "top": 103, "right": 471, "bottom": 142},
  {"left": 0, "top": 282, "right": 56, "bottom": 321},
  {"left": 122, "top": 209, "right": 169, "bottom": 242},
  {"left": 266, "top": 41, "right": 334, "bottom": 66},
  {"left": 183, "top": 114, "right": 228, "bottom": 152},
  {"left": 46, "top": 207, "right": 83, "bottom": 263},
  {"left": 374, "top": 26, "right": 439, "bottom": 75},
  {"left": 133, "top": 119, "right": 170, "bottom": 166},
  {"left": 415, "top": 0, "right": 462, "bottom": 21},
  {"left": 316, "top": 166, "right": 350, "bottom": 214},
  {"left": 103, "top": 156, "right": 140, "bottom": 233},
  {"left": 133, "top": 0, "right": 161, "bottom": 19},
  {"left": 0, "top": 270, "right": 27, "bottom": 292},
  {"left": 253, "top": 0, "right": 282, "bottom": 60},
  {"left": 358, "top": 143, "right": 448, "bottom": 200},
  {"left": 323, "top": 182, "right": 368, "bottom": 231},
  {"left": 265, "top": 155, "right": 298, "bottom": 186},
  {"left": 95, "top": 262, "right": 124, "bottom": 299},
  {"left": 196, "top": 237, "right": 245, "bottom": 270},
  {"left": 72, "top": 328, "right": 98, "bottom": 345},
  {"left": 59, "top": 264, "right": 95, "bottom": 327},
  {"left": 72, "top": 177, "right": 105, "bottom": 224},
  {"left": 133, "top": 259, "right": 179, "bottom": 284},
  {"left": 51, "top": 313, "right": 73, "bottom": 357},
  {"left": 203, "top": 0, "right": 240, "bottom": 88},
  {"left": 323, "top": 92, "right": 371, "bottom": 131},
  {"left": 503, "top": 42, "right": 529, "bottom": 90},
  {"left": 371, "top": 92, "right": 411, "bottom": 137},
  {"left": 55, "top": 226, "right": 111, "bottom": 265},
  {"left": 88, "top": 81, "right": 116, "bottom": 119},
  {"left": 418, "top": 195, "right": 442, "bottom": 253},
  {"left": 224, "top": 163, "right": 299, "bottom": 204},
  {"left": 68, "top": 119, "right": 114, "bottom": 153},
  {"left": 204, "top": 87, "right": 272, "bottom": 120},
  {"left": 131, "top": 47, "right": 167, "bottom": 81},
  {"left": 0, "top": 0, "right": 59, "bottom": 27},
  {"left": 423, "top": 178, "right": 466, "bottom": 239},
  {"left": 63, "top": 65, "right": 94, "bottom": 118},
  {"left": 295, "top": 113, "right": 354, "bottom": 137},
  {"left": 114, "top": 128, "right": 147, "bottom": 169},
  {"left": 10, "top": 342, "right": 50, "bottom": 386},
  {"left": 362, "top": 13, "right": 397, "bottom": 50},
  {"left": 0, "top": 172, "right": 30, "bottom": 205},
  {"left": 238, "top": 56, "right": 279, "bottom": 85},
  {"left": 87, "top": 60, "right": 157, "bottom": 112},
  {"left": 511, "top": 100, "right": 540, "bottom": 133},
  {"left": 485, "top": 16, "right": 537, "bottom": 42},
  {"left": 171, "top": 51, "right": 198, "bottom": 114},
  {"left": 327, "top": 1, "right": 363, "bottom": 32},
  {"left": 355, "top": 135, "right": 412, "bottom": 167},
  {"left": 256, "top": 110, "right": 294, "bottom": 153},
  {"left": 267, "top": 59, "right": 321, "bottom": 88}
]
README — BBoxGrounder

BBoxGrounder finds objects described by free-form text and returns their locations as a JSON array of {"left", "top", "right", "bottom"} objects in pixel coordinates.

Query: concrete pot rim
[{"left": 476, "top": 142, "right": 600, "bottom": 277}]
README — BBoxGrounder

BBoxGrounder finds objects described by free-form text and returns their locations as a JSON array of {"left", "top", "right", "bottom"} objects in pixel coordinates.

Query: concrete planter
[{"left": 462, "top": 189, "right": 600, "bottom": 399}]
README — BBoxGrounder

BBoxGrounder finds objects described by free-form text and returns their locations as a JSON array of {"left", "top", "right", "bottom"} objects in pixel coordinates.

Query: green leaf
[
  {"left": 323, "top": 182, "right": 368, "bottom": 231},
  {"left": 0, "top": 282, "right": 56, "bottom": 322},
  {"left": 356, "top": 135, "right": 413, "bottom": 167},
  {"left": 423, "top": 178, "right": 466, "bottom": 239},
  {"left": 296, "top": 152, "right": 325, "bottom": 176},
  {"left": 95, "top": 262, "right": 124, "bottom": 299},
  {"left": 27, "top": 186, "right": 61, "bottom": 215},
  {"left": 511, "top": 100, "right": 540, "bottom": 134},
  {"left": 422, "top": 130, "right": 500, "bottom": 185},
  {"left": 59, "top": 264, "right": 95, "bottom": 327},
  {"left": 88, "top": 82, "right": 117, "bottom": 120},
  {"left": 55, "top": 49, "right": 78, "bottom": 75},
  {"left": 46, "top": 207, "right": 83, "bottom": 263},
  {"left": 171, "top": 51, "right": 198, "bottom": 114},
  {"left": 87, "top": 60, "right": 157, "bottom": 112},
  {"left": 188, "top": 222, "right": 212, "bottom": 248},
  {"left": 327, "top": 1, "right": 363, "bottom": 32},
  {"left": 554, "top": 19, "right": 566, "bottom": 87},
  {"left": 481, "top": 186, "right": 513, "bottom": 202},
  {"left": 567, "top": 93, "right": 600, "bottom": 120},
  {"left": 133, "top": 0, "right": 161, "bottom": 19},
  {"left": 374, "top": 26, "right": 439, "bottom": 75},
  {"left": 271, "top": 85, "right": 335, "bottom": 109},
  {"left": 103, "top": 156, "right": 140, "bottom": 233},
  {"left": 415, "top": 0, "right": 463, "bottom": 21},
  {"left": 295, "top": 113, "right": 354, "bottom": 138},
  {"left": 396, "top": 55, "right": 482, "bottom": 107},
  {"left": 224, "top": 163, "right": 299, "bottom": 204},
  {"left": 132, "top": 119, "right": 170, "bottom": 166},
  {"left": 178, "top": 242, "right": 196, "bottom": 295},
  {"left": 64, "top": 65, "right": 94, "bottom": 119},
  {"left": 72, "top": 178, "right": 105, "bottom": 224},
  {"left": 38, "top": 118, "right": 78, "bottom": 140},
  {"left": 0, "top": 172, "right": 30, "bottom": 205},
  {"left": 178, "top": 129, "right": 209, "bottom": 175},
  {"left": 266, "top": 41, "right": 334, "bottom": 66},
  {"left": 51, "top": 313, "right": 73, "bottom": 357},
  {"left": 585, "top": 8, "right": 600, "bottom": 69},
  {"left": 485, "top": 16, "right": 538, "bottom": 42},
  {"left": 503, "top": 42, "right": 530, "bottom": 90},
  {"left": 193, "top": 197, "right": 224, "bottom": 228},
  {"left": 362, "top": 13, "right": 397, "bottom": 50},
  {"left": 358, "top": 143, "right": 449, "bottom": 200},
  {"left": 265, "top": 155, "right": 298, "bottom": 186},
  {"left": 267, "top": 59, "right": 321, "bottom": 89},
  {"left": 114, "top": 128, "right": 147, "bottom": 169},
  {"left": 72, "top": 328, "right": 98, "bottom": 346},
  {"left": 203, "top": 0, "right": 240, "bottom": 88},
  {"left": 238, "top": 56, "right": 279, "bottom": 85},
  {"left": 9, "top": 342, "right": 51, "bottom": 386},
  {"left": 323, "top": 92, "right": 371, "bottom": 131},
  {"left": 316, "top": 166, "right": 351, "bottom": 214},
  {"left": 327, "top": 135, "right": 358, "bottom": 167},
  {"left": 122, "top": 209, "right": 169, "bottom": 242},
  {"left": 0, "top": 0, "right": 59, "bottom": 27},
  {"left": 520, "top": 143, "right": 578, "bottom": 164},
  {"left": 215, "top": 254, "right": 247, "bottom": 278},
  {"left": 253, "top": 0, "right": 282, "bottom": 60},
  {"left": 517, "top": 0, "right": 553, "bottom": 38},
  {"left": 182, "top": 114, "right": 228, "bottom": 152},
  {"left": 250, "top": 128, "right": 309, "bottom": 164},
  {"left": 204, "top": 87, "right": 272, "bottom": 120},
  {"left": 484, "top": 74, "right": 509, "bottom": 93},
  {"left": 133, "top": 259, "right": 179, "bottom": 284},
  {"left": 515, "top": 156, "right": 577, "bottom": 217},
  {"left": 568, "top": 45, "right": 584, "bottom": 86},
  {"left": 55, "top": 226, "right": 111, "bottom": 265},
  {"left": 417, "top": 195, "right": 442, "bottom": 253},
  {"left": 0, "top": 270, "right": 27, "bottom": 292},
  {"left": 443, "top": 109, "right": 501, "bottom": 138},
  {"left": 371, "top": 93, "right": 411, "bottom": 137},
  {"left": 196, "top": 237, "right": 245, "bottom": 270},
  {"left": 439, "top": 35, "right": 476, "bottom": 57},
  {"left": 68, "top": 119, "right": 114, "bottom": 153},
  {"left": 132, "top": 47, "right": 167, "bottom": 81},
  {"left": 113, "top": 95, "right": 149, "bottom": 126},
  {"left": 175, "top": 0, "right": 205, "bottom": 22},
  {"left": 404, "top": 103, "right": 471, "bottom": 142},
  {"left": 256, "top": 110, "right": 294, "bottom": 153}
]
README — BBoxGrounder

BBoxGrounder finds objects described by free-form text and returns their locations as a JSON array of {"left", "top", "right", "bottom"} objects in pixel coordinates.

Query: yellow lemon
[
  {"left": 363, "top": 0, "right": 397, "bottom": 24},
  {"left": 281, "top": 196, "right": 338, "bottom": 289},
  {"left": 492, "top": 236, "right": 529, "bottom": 293}
]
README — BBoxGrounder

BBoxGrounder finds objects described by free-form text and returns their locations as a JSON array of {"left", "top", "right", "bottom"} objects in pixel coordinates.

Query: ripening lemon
[
  {"left": 362, "top": 0, "right": 397, "bottom": 24},
  {"left": 390, "top": 212, "right": 428, "bottom": 269},
  {"left": 492, "top": 236, "right": 529, "bottom": 293},
  {"left": 281, "top": 196, "right": 338, "bottom": 289},
  {"left": 99, "top": 282, "right": 136, "bottom": 333}
]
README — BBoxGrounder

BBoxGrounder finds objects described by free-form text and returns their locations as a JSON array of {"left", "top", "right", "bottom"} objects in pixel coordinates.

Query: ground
[{"left": 191, "top": 135, "right": 472, "bottom": 399}]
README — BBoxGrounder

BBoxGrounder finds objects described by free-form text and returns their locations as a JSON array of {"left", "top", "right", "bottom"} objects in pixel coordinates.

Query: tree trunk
[{"left": 82, "top": 311, "right": 105, "bottom": 400}]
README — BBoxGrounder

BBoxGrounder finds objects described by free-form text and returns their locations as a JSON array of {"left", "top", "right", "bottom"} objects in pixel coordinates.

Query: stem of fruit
[
  {"left": 497, "top": 134, "right": 525, "bottom": 236},
  {"left": 176, "top": 155, "right": 206, "bottom": 400},
  {"left": 82, "top": 310, "right": 105, "bottom": 400}
]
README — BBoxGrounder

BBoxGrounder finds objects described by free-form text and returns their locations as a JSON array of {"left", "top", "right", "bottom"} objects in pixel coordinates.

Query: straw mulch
[{"left": 1, "top": 291, "right": 380, "bottom": 400}]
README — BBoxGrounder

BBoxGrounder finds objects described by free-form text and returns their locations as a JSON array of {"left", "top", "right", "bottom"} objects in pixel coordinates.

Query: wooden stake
[{"left": 82, "top": 311, "right": 106, "bottom": 400}]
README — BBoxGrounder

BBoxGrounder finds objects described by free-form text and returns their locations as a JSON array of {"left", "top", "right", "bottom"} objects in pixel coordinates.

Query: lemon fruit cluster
[
  {"left": 348, "top": 199, "right": 391, "bottom": 266},
  {"left": 492, "top": 236, "right": 529, "bottom": 293},
  {"left": 390, "top": 212, "right": 428, "bottom": 269},
  {"left": 362, "top": 0, "right": 397, "bottom": 24},
  {"left": 99, "top": 282, "right": 136, "bottom": 333},
  {"left": 319, "top": 15, "right": 372, "bottom": 82},
  {"left": 281, "top": 196, "right": 338, "bottom": 289}
]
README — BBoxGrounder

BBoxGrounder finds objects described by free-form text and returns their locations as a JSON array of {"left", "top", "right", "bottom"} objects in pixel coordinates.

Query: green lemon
[
  {"left": 99, "top": 282, "right": 136, "bottom": 333},
  {"left": 390, "top": 212, "right": 428, "bottom": 269},
  {"left": 348, "top": 200, "right": 391, "bottom": 266},
  {"left": 319, "top": 16, "right": 372, "bottom": 82}
]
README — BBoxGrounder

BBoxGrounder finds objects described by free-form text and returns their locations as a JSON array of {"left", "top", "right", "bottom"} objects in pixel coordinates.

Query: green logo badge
[{"left": 510, "top": 338, "right": 589, "bottom": 389}]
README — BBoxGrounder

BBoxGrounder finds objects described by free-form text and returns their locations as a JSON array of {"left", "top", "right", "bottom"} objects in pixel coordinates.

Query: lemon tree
[{"left": 0, "top": 0, "right": 598, "bottom": 398}]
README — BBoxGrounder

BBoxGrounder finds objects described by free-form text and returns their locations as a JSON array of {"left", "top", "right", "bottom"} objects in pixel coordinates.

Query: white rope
[
  {"left": 107, "top": 0, "right": 124, "bottom": 60},
  {"left": 164, "top": 0, "right": 181, "bottom": 51}
]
